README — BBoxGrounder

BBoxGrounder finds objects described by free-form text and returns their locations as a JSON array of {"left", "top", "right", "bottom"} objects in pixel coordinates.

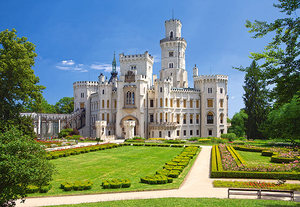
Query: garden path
[{"left": 16, "top": 146, "right": 299, "bottom": 207}]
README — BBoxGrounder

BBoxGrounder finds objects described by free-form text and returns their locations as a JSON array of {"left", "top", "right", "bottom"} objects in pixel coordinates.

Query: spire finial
[{"left": 112, "top": 51, "right": 117, "bottom": 73}]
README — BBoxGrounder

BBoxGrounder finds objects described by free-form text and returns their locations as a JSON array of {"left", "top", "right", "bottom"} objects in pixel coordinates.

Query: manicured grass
[
  {"left": 47, "top": 198, "right": 299, "bottom": 207},
  {"left": 236, "top": 150, "right": 272, "bottom": 166},
  {"left": 30, "top": 146, "right": 198, "bottom": 197}
]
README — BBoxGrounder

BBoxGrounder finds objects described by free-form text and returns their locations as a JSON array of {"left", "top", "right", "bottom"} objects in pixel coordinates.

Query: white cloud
[
  {"left": 56, "top": 60, "right": 88, "bottom": 73},
  {"left": 61, "top": 60, "right": 75, "bottom": 65},
  {"left": 153, "top": 54, "right": 161, "bottom": 63},
  {"left": 90, "top": 63, "right": 120, "bottom": 72},
  {"left": 231, "top": 96, "right": 236, "bottom": 100}
]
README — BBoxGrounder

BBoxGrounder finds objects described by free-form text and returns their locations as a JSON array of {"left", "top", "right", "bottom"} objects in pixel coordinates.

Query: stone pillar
[
  {"left": 124, "top": 120, "right": 135, "bottom": 139},
  {"left": 58, "top": 120, "right": 61, "bottom": 133},
  {"left": 38, "top": 115, "right": 41, "bottom": 137},
  {"left": 95, "top": 120, "right": 107, "bottom": 140}
]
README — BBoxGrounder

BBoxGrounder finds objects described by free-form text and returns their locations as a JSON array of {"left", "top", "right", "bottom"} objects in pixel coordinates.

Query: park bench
[{"left": 228, "top": 188, "right": 294, "bottom": 201}]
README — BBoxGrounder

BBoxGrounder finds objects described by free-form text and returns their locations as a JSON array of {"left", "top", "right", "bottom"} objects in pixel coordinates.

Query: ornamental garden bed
[
  {"left": 211, "top": 144, "right": 300, "bottom": 180},
  {"left": 27, "top": 145, "right": 200, "bottom": 197}
]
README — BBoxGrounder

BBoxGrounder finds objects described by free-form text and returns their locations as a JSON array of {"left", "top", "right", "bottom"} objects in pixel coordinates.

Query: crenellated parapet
[{"left": 119, "top": 51, "right": 154, "bottom": 63}]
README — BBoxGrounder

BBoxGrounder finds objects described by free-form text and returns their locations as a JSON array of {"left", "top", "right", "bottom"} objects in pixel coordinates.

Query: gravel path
[{"left": 16, "top": 146, "right": 299, "bottom": 206}]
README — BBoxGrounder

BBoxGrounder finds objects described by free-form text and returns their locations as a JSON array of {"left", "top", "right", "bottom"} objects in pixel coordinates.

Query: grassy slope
[
  {"left": 47, "top": 198, "right": 298, "bottom": 207},
  {"left": 31, "top": 146, "right": 199, "bottom": 197}
]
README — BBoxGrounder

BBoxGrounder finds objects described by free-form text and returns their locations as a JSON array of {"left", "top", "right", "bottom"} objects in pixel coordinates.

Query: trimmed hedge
[
  {"left": 261, "top": 150, "right": 277, "bottom": 157},
  {"left": 60, "top": 180, "right": 93, "bottom": 191},
  {"left": 233, "top": 146, "right": 264, "bottom": 152},
  {"left": 141, "top": 146, "right": 200, "bottom": 185},
  {"left": 102, "top": 179, "right": 131, "bottom": 189},
  {"left": 26, "top": 184, "right": 52, "bottom": 194},
  {"left": 211, "top": 145, "right": 300, "bottom": 180},
  {"left": 140, "top": 175, "right": 172, "bottom": 184},
  {"left": 226, "top": 146, "right": 246, "bottom": 166},
  {"left": 271, "top": 156, "right": 297, "bottom": 164}
]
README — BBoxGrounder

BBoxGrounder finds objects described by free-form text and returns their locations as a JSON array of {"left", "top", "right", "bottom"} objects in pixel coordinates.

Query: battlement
[
  {"left": 73, "top": 81, "right": 99, "bottom": 87},
  {"left": 165, "top": 19, "right": 182, "bottom": 25},
  {"left": 194, "top": 75, "right": 228, "bottom": 82},
  {"left": 171, "top": 87, "right": 201, "bottom": 93},
  {"left": 119, "top": 51, "right": 154, "bottom": 63}
]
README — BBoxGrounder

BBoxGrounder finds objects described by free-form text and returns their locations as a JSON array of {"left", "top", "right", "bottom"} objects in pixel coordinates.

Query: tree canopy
[
  {"left": 245, "top": 0, "right": 299, "bottom": 106},
  {"left": 0, "top": 128, "right": 54, "bottom": 205},
  {"left": 228, "top": 109, "right": 248, "bottom": 138},
  {"left": 0, "top": 29, "right": 44, "bottom": 133}
]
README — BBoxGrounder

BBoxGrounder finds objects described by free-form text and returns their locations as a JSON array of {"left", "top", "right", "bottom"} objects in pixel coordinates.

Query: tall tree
[
  {"left": 243, "top": 61, "right": 270, "bottom": 139},
  {"left": 24, "top": 96, "right": 56, "bottom": 114},
  {"left": 0, "top": 29, "right": 44, "bottom": 134},
  {"left": 262, "top": 91, "right": 300, "bottom": 144},
  {"left": 54, "top": 97, "right": 74, "bottom": 114},
  {"left": 245, "top": 0, "right": 300, "bottom": 106},
  {"left": 228, "top": 109, "right": 248, "bottom": 138}
]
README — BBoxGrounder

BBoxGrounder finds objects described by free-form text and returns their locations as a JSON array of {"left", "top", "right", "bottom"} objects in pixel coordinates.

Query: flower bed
[
  {"left": 213, "top": 180, "right": 300, "bottom": 191},
  {"left": 47, "top": 143, "right": 120, "bottom": 159},
  {"left": 36, "top": 140, "right": 71, "bottom": 148},
  {"left": 141, "top": 146, "right": 200, "bottom": 185},
  {"left": 211, "top": 144, "right": 300, "bottom": 180},
  {"left": 102, "top": 179, "right": 131, "bottom": 189}
]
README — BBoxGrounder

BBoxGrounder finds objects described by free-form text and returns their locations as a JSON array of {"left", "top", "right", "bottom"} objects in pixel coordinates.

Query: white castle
[{"left": 73, "top": 19, "right": 229, "bottom": 139}]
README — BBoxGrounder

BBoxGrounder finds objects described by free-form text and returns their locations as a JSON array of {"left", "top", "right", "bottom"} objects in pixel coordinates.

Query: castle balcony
[
  {"left": 149, "top": 122, "right": 178, "bottom": 130},
  {"left": 160, "top": 37, "right": 187, "bottom": 44}
]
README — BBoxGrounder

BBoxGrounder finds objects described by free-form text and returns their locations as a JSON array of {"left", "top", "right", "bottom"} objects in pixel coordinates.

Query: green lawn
[
  {"left": 47, "top": 198, "right": 299, "bottom": 207},
  {"left": 236, "top": 150, "right": 272, "bottom": 166},
  {"left": 31, "top": 146, "right": 198, "bottom": 197}
]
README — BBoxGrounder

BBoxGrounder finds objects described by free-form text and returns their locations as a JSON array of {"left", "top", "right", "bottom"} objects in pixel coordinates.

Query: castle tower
[{"left": 159, "top": 19, "right": 188, "bottom": 88}]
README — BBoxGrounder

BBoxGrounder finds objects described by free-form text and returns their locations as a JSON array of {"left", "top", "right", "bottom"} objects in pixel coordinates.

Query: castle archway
[{"left": 120, "top": 115, "right": 139, "bottom": 137}]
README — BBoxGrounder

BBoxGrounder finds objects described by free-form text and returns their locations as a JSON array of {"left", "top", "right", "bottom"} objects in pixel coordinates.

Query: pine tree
[{"left": 243, "top": 61, "right": 269, "bottom": 139}]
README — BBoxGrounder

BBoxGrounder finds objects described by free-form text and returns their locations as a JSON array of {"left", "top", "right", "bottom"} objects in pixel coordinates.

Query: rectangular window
[
  {"left": 150, "top": 114, "right": 154, "bottom": 122},
  {"left": 183, "top": 114, "right": 186, "bottom": 124},
  {"left": 150, "top": 99, "right": 154, "bottom": 107},
  {"left": 102, "top": 113, "right": 105, "bottom": 120},
  {"left": 220, "top": 99, "right": 224, "bottom": 108},
  {"left": 207, "top": 99, "right": 213, "bottom": 107},
  {"left": 221, "top": 129, "right": 224, "bottom": 134},
  {"left": 169, "top": 51, "right": 174, "bottom": 57},
  {"left": 80, "top": 102, "right": 85, "bottom": 109},
  {"left": 170, "top": 99, "right": 173, "bottom": 107},
  {"left": 190, "top": 99, "right": 193, "bottom": 108},
  {"left": 196, "top": 130, "right": 199, "bottom": 136},
  {"left": 168, "top": 131, "right": 171, "bottom": 137},
  {"left": 169, "top": 63, "right": 174, "bottom": 68},
  {"left": 160, "top": 113, "right": 163, "bottom": 123},
  {"left": 165, "top": 112, "right": 168, "bottom": 122},
  {"left": 107, "top": 100, "right": 109, "bottom": 108},
  {"left": 160, "top": 98, "right": 163, "bottom": 107},
  {"left": 177, "top": 130, "right": 180, "bottom": 136},
  {"left": 190, "top": 130, "right": 193, "bottom": 136},
  {"left": 177, "top": 99, "right": 180, "bottom": 107},
  {"left": 177, "top": 114, "right": 180, "bottom": 124},
  {"left": 196, "top": 114, "right": 199, "bottom": 124},
  {"left": 165, "top": 98, "right": 168, "bottom": 107},
  {"left": 190, "top": 114, "right": 193, "bottom": 124},
  {"left": 81, "top": 93, "right": 84, "bottom": 98},
  {"left": 220, "top": 88, "right": 223, "bottom": 94},
  {"left": 160, "top": 87, "right": 163, "bottom": 93},
  {"left": 114, "top": 100, "right": 117, "bottom": 108},
  {"left": 159, "top": 131, "right": 162, "bottom": 138},
  {"left": 196, "top": 100, "right": 199, "bottom": 108},
  {"left": 171, "top": 114, "right": 174, "bottom": 122},
  {"left": 208, "top": 88, "right": 212, "bottom": 93},
  {"left": 107, "top": 114, "right": 109, "bottom": 122},
  {"left": 102, "top": 100, "right": 104, "bottom": 108},
  {"left": 183, "top": 99, "right": 186, "bottom": 108},
  {"left": 208, "top": 130, "right": 212, "bottom": 136},
  {"left": 183, "top": 130, "right": 186, "bottom": 136}
]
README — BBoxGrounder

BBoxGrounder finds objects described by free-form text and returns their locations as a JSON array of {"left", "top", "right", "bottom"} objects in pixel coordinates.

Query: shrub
[
  {"left": 140, "top": 175, "right": 169, "bottom": 184},
  {"left": 271, "top": 156, "right": 297, "bottom": 164},
  {"left": 101, "top": 179, "right": 131, "bottom": 189},
  {"left": 61, "top": 180, "right": 93, "bottom": 191},
  {"left": 221, "top": 133, "right": 236, "bottom": 141},
  {"left": 26, "top": 185, "right": 39, "bottom": 193},
  {"left": 39, "top": 185, "right": 52, "bottom": 193}
]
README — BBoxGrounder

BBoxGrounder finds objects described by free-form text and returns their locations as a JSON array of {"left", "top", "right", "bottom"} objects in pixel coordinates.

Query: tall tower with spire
[
  {"left": 159, "top": 19, "right": 188, "bottom": 88},
  {"left": 109, "top": 52, "right": 118, "bottom": 84}
]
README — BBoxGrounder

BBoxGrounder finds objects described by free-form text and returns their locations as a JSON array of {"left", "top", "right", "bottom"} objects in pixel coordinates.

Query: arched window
[
  {"left": 170, "top": 31, "right": 173, "bottom": 39},
  {"left": 220, "top": 113, "right": 224, "bottom": 124},
  {"left": 132, "top": 92, "right": 135, "bottom": 104},
  {"left": 207, "top": 112, "right": 214, "bottom": 124}
]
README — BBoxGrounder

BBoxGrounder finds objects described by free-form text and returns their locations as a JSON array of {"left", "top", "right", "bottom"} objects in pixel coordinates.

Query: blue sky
[{"left": 0, "top": 0, "right": 283, "bottom": 117}]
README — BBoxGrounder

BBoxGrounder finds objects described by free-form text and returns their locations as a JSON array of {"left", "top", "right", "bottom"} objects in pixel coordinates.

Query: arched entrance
[{"left": 120, "top": 115, "right": 139, "bottom": 137}]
